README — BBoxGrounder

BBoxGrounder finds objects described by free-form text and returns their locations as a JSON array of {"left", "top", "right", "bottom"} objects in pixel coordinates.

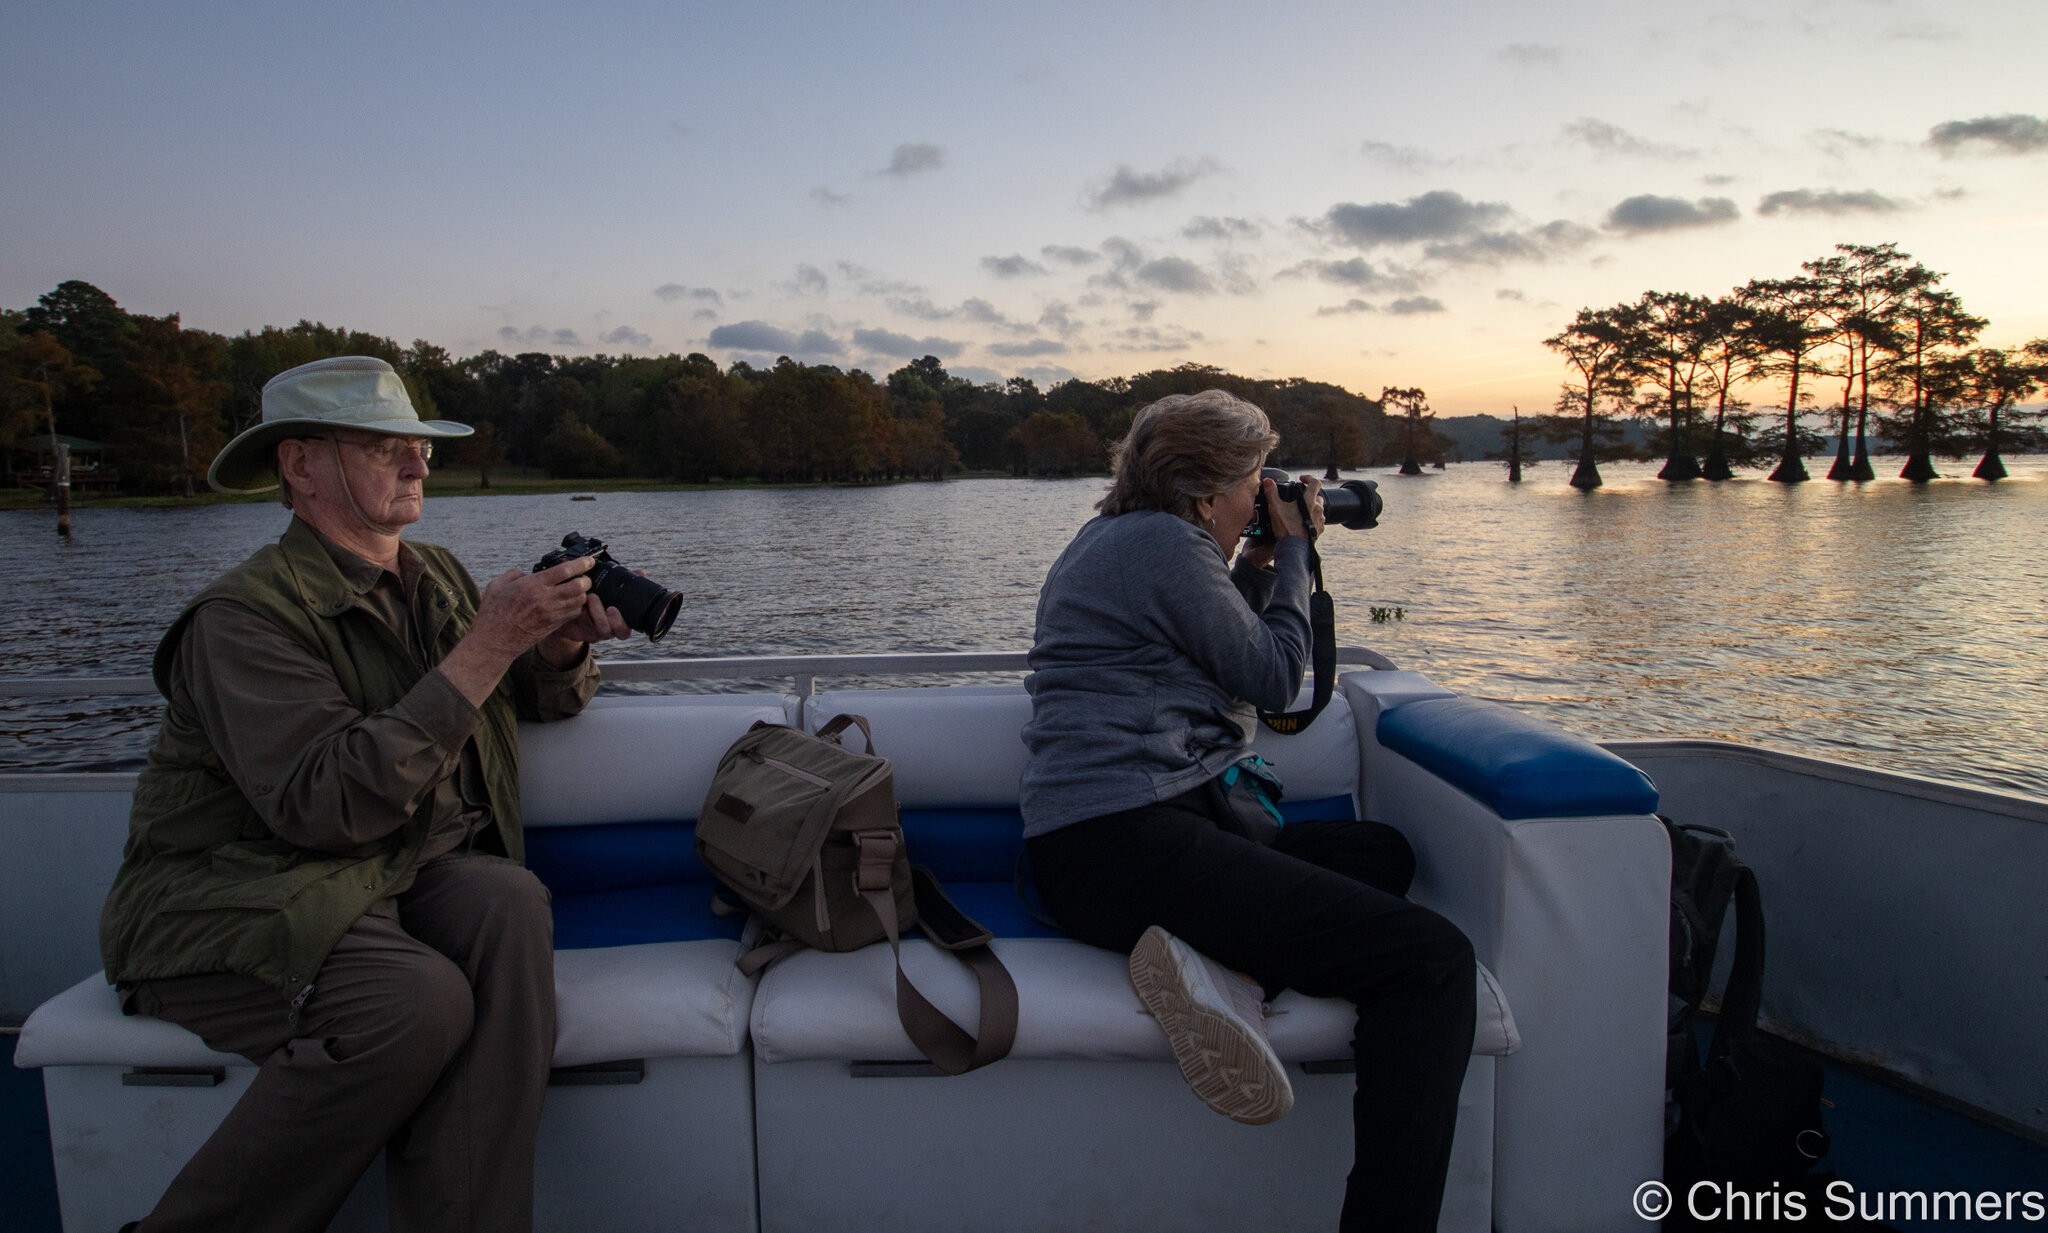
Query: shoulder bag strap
[
  {"left": 852, "top": 832, "right": 1019, "bottom": 1075},
  {"left": 1707, "top": 862, "right": 1766, "bottom": 1061}
]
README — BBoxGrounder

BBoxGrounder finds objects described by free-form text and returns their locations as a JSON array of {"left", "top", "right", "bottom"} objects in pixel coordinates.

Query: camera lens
[{"left": 590, "top": 564, "right": 683, "bottom": 640}]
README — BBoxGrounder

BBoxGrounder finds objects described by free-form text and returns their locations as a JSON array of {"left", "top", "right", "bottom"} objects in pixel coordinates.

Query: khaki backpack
[{"left": 695, "top": 714, "right": 1018, "bottom": 1074}]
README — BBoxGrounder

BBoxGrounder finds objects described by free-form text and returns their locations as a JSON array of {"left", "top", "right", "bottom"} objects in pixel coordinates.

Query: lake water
[{"left": 3, "top": 459, "right": 2044, "bottom": 802}]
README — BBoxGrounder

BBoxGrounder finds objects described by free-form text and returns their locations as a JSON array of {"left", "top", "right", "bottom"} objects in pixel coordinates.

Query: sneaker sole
[{"left": 1128, "top": 928, "right": 1293, "bottom": 1125}]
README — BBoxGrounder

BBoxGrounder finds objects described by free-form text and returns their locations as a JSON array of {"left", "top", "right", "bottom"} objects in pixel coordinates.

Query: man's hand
[
  {"left": 535, "top": 591, "right": 632, "bottom": 668},
  {"left": 439, "top": 556, "right": 617, "bottom": 706}
]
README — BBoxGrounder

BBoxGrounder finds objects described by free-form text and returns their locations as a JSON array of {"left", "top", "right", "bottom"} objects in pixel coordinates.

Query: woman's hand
[{"left": 1265, "top": 475, "right": 1325, "bottom": 540}]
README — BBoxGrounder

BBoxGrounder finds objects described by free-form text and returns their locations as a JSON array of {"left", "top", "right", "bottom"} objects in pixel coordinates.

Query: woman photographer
[{"left": 1019, "top": 389, "right": 1476, "bottom": 1233}]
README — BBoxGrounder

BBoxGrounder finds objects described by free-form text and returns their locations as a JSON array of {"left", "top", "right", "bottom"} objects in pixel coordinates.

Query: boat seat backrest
[{"left": 515, "top": 694, "right": 796, "bottom": 949}]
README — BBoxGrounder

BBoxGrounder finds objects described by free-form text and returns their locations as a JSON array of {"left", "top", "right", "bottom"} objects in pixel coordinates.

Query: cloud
[
  {"left": 1756, "top": 188, "right": 1904, "bottom": 217},
  {"left": 1182, "top": 215, "right": 1261, "bottom": 241},
  {"left": 1496, "top": 288, "right": 1526, "bottom": 301},
  {"left": 957, "top": 298, "right": 1016, "bottom": 327},
  {"left": 1041, "top": 244, "right": 1102, "bottom": 266},
  {"left": 1134, "top": 257, "right": 1216, "bottom": 295},
  {"left": 1315, "top": 190, "right": 1513, "bottom": 248},
  {"left": 1281, "top": 257, "right": 1420, "bottom": 293},
  {"left": 1038, "top": 302, "right": 1082, "bottom": 336},
  {"left": 1927, "top": 114, "right": 2048, "bottom": 157},
  {"left": 1562, "top": 118, "right": 1695, "bottom": 159},
  {"left": 1604, "top": 194, "right": 1740, "bottom": 234},
  {"left": 707, "top": 321, "right": 844, "bottom": 357},
  {"left": 884, "top": 295, "right": 1024, "bottom": 333},
  {"left": 653, "top": 283, "right": 722, "bottom": 305},
  {"left": 499, "top": 325, "right": 583, "bottom": 348},
  {"left": 1496, "top": 43, "right": 1562, "bottom": 67},
  {"left": 1388, "top": 297, "right": 1447, "bottom": 316},
  {"left": 880, "top": 142, "right": 947, "bottom": 177},
  {"left": 1359, "top": 140, "right": 1440, "bottom": 172},
  {"left": 811, "top": 186, "right": 852, "bottom": 207},
  {"left": 599, "top": 325, "right": 652, "bottom": 349},
  {"left": 1810, "top": 128, "right": 1885, "bottom": 157},
  {"left": 1109, "top": 324, "right": 1206, "bottom": 352},
  {"left": 1086, "top": 157, "right": 1220, "bottom": 209},
  {"left": 982, "top": 254, "right": 1048, "bottom": 278},
  {"left": 1315, "top": 299, "right": 1376, "bottom": 317},
  {"left": 1015, "top": 365, "right": 1080, "bottom": 387},
  {"left": 988, "top": 338, "right": 1069, "bottom": 358},
  {"left": 950, "top": 366, "right": 1005, "bottom": 387},
  {"left": 1423, "top": 219, "right": 1596, "bottom": 266},
  {"left": 788, "top": 264, "right": 830, "bottom": 296},
  {"left": 851, "top": 327, "right": 963, "bottom": 359}
]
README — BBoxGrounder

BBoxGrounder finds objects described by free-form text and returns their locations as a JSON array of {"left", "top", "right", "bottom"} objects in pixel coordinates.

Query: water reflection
[{"left": 2, "top": 460, "right": 2042, "bottom": 800}]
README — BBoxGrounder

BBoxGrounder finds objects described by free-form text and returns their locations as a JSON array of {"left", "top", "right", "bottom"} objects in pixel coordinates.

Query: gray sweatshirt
[{"left": 1019, "top": 510, "right": 1313, "bottom": 838}]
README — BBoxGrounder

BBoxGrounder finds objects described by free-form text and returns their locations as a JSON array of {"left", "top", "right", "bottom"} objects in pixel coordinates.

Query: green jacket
[{"left": 99, "top": 519, "right": 525, "bottom": 1004}]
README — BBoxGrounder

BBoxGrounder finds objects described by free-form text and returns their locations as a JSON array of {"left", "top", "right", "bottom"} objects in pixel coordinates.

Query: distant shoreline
[
  {"left": 0, "top": 468, "right": 1036, "bottom": 512},
  {"left": 6, "top": 453, "right": 2042, "bottom": 514}
]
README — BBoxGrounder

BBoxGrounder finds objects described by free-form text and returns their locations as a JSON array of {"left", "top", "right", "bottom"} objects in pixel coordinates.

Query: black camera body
[
  {"left": 533, "top": 532, "right": 682, "bottom": 641},
  {"left": 1246, "top": 467, "right": 1382, "bottom": 542}
]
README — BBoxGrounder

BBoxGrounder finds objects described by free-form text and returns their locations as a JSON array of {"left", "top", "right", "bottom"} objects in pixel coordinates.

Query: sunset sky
[{"left": 4, "top": 0, "right": 2044, "bottom": 414}]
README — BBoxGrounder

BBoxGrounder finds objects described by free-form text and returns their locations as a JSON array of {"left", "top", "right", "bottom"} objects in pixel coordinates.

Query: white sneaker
[{"left": 1127, "top": 925, "right": 1294, "bottom": 1125}]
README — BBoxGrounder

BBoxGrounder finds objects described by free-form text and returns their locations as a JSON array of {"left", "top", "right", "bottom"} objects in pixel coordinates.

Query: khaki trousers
[{"left": 126, "top": 854, "right": 557, "bottom": 1233}]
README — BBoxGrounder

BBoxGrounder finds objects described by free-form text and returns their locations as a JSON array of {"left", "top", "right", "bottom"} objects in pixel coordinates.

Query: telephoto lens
[
  {"left": 532, "top": 533, "right": 684, "bottom": 641},
  {"left": 1247, "top": 468, "right": 1382, "bottom": 541}
]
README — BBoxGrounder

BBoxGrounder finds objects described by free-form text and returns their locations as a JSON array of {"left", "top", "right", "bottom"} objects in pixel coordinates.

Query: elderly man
[{"left": 99, "top": 356, "right": 631, "bottom": 1233}]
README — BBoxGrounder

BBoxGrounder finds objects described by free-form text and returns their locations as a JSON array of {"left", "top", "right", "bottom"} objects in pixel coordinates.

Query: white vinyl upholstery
[
  {"left": 516, "top": 693, "right": 795, "bottom": 825},
  {"left": 749, "top": 936, "right": 1517, "bottom": 1064}
]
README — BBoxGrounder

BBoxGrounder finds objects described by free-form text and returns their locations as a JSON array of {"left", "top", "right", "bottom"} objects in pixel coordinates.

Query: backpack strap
[
  {"left": 816, "top": 712, "right": 875, "bottom": 754},
  {"left": 1708, "top": 862, "right": 1765, "bottom": 1061},
  {"left": 852, "top": 831, "right": 1019, "bottom": 1075}
]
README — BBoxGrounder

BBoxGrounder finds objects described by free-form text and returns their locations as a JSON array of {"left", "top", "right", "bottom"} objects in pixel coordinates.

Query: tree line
[
  {"left": 1537, "top": 242, "right": 2047, "bottom": 489},
  {"left": 1, "top": 280, "right": 1411, "bottom": 494},
  {"left": 4, "top": 247, "right": 2039, "bottom": 498}
]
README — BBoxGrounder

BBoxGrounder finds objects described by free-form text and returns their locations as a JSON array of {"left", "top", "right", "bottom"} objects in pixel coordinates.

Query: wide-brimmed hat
[{"left": 208, "top": 355, "right": 473, "bottom": 493}]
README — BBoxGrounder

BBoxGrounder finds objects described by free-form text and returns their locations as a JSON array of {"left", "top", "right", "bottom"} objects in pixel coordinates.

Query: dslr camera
[
  {"left": 533, "top": 532, "right": 683, "bottom": 641},
  {"left": 1246, "top": 467, "right": 1382, "bottom": 542}
]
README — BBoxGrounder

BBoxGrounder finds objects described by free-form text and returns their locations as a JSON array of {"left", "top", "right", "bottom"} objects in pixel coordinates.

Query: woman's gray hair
[{"left": 1098, "top": 389, "right": 1278, "bottom": 522}]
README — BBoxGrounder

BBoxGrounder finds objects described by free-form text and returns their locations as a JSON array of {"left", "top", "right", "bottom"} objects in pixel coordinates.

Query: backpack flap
[{"left": 696, "top": 722, "right": 893, "bottom": 915}]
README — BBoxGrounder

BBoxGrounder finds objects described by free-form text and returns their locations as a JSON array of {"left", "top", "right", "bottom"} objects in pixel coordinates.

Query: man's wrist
[{"left": 534, "top": 637, "right": 588, "bottom": 671}]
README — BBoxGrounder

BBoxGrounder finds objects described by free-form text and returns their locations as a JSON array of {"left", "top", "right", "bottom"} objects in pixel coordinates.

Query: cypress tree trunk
[
  {"left": 1974, "top": 407, "right": 2005, "bottom": 480},
  {"left": 1851, "top": 393, "right": 1875, "bottom": 481},
  {"left": 1825, "top": 398, "right": 1853, "bottom": 481},
  {"left": 1768, "top": 363, "right": 1809, "bottom": 483},
  {"left": 1702, "top": 393, "right": 1732, "bottom": 480}
]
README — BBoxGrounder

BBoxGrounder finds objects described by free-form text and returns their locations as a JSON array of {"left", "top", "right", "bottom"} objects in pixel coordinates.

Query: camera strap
[{"left": 1257, "top": 542, "right": 1336, "bottom": 736}]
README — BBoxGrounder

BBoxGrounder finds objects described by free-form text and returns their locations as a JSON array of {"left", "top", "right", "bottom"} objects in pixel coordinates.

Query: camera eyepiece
[
  {"left": 1246, "top": 467, "right": 1382, "bottom": 541},
  {"left": 533, "top": 532, "right": 683, "bottom": 641}
]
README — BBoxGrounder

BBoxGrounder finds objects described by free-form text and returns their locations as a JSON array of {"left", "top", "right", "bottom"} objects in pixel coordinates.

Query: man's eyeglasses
[{"left": 309, "top": 435, "right": 434, "bottom": 466}]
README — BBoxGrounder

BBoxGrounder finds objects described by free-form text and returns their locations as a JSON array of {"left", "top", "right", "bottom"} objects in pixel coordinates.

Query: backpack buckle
[{"left": 852, "top": 830, "right": 898, "bottom": 893}]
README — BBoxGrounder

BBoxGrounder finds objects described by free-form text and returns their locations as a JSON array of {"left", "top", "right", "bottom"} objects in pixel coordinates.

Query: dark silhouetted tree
[{"left": 1544, "top": 304, "right": 1641, "bottom": 490}]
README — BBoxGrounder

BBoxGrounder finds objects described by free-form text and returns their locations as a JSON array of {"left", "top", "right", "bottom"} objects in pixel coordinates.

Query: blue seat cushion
[
  {"left": 551, "top": 884, "right": 743, "bottom": 949},
  {"left": 1376, "top": 696, "right": 1658, "bottom": 820},
  {"left": 528, "top": 795, "right": 1364, "bottom": 948}
]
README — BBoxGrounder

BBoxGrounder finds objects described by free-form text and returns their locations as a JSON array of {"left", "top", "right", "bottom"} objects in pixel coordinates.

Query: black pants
[{"left": 1028, "top": 787, "right": 1477, "bottom": 1233}]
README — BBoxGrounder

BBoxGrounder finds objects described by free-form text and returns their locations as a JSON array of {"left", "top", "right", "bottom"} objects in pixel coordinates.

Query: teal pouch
[{"left": 1214, "top": 754, "right": 1285, "bottom": 845}]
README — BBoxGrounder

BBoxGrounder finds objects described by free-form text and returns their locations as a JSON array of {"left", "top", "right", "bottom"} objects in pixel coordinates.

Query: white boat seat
[
  {"left": 17, "top": 939, "right": 755, "bottom": 1072},
  {"left": 748, "top": 936, "right": 1518, "bottom": 1065}
]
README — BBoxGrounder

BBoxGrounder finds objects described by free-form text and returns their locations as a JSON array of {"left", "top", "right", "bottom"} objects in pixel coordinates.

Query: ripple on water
[{"left": 2, "top": 460, "right": 2044, "bottom": 800}]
